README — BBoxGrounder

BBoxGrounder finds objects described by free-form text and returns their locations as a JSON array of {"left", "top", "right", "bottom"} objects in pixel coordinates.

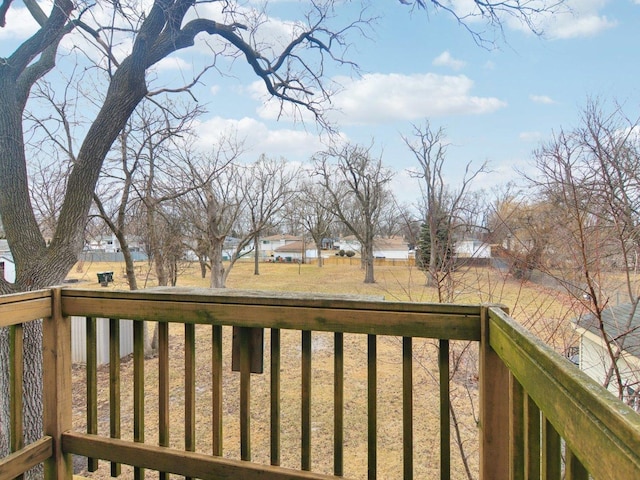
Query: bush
[
  {"left": 345, "top": 250, "right": 355, "bottom": 257},
  {"left": 338, "top": 249, "right": 346, "bottom": 257}
]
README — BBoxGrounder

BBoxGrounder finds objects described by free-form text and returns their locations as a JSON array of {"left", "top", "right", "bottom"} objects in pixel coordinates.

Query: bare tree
[
  {"left": 293, "top": 179, "right": 336, "bottom": 267},
  {"left": 525, "top": 100, "right": 640, "bottom": 406},
  {"left": 243, "top": 155, "right": 300, "bottom": 276},
  {"left": 178, "top": 136, "right": 248, "bottom": 288},
  {"left": 403, "top": 121, "right": 488, "bottom": 302},
  {"left": 402, "top": 0, "right": 565, "bottom": 48},
  {"left": 314, "top": 142, "right": 394, "bottom": 283}
]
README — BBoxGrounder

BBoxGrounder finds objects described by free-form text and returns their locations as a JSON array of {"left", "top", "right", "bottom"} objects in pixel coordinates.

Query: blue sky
[{"left": 3, "top": 0, "right": 640, "bottom": 206}]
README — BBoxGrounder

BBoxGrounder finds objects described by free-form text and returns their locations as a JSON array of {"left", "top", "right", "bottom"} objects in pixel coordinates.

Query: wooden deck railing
[{"left": 1, "top": 287, "right": 640, "bottom": 480}]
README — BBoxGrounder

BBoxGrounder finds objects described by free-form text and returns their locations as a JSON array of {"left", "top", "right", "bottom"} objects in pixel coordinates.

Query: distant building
[
  {"left": 572, "top": 303, "right": 640, "bottom": 411},
  {"left": 273, "top": 240, "right": 318, "bottom": 262},
  {"left": 260, "top": 234, "right": 302, "bottom": 260},
  {"left": 455, "top": 239, "right": 492, "bottom": 259},
  {"left": 373, "top": 236, "right": 412, "bottom": 260},
  {"left": 0, "top": 253, "right": 15, "bottom": 282}
]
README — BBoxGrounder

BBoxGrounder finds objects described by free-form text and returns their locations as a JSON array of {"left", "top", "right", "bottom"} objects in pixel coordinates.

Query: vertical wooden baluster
[
  {"left": 510, "top": 374, "right": 525, "bottom": 480},
  {"left": 270, "top": 328, "right": 281, "bottom": 466},
  {"left": 10, "top": 323, "right": 24, "bottom": 480},
  {"left": 109, "top": 318, "right": 121, "bottom": 477},
  {"left": 301, "top": 330, "right": 312, "bottom": 471},
  {"left": 541, "top": 415, "right": 561, "bottom": 480},
  {"left": 439, "top": 339, "right": 450, "bottom": 480},
  {"left": 86, "top": 317, "right": 98, "bottom": 472},
  {"left": 525, "top": 395, "right": 540, "bottom": 480},
  {"left": 368, "top": 334, "right": 377, "bottom": 480},
  {"left": 212, "top": 325, "right": 223, "bottom": 457},
  {"left": 240, "top": 326, "right": 251, "bottom": 461},
  {"left": 479, "top": 306, "right": 510, "bottom": 480},
  {"left": 403, "top": 336, "right": 413, "bottom": 480},
  {"left": 43, "top": 288, "right": 73, "bottom": 480},
  {"left": 133, "top": 320, "right": 145, "bottom": 480},
  {"left": 158, "top": 321, "right": 170, "bottom": 480},
  {"left": 565, "top": 448, "right": 589, "bottom": 480},
  {"left": 334, "top": 332, "right": 344, "bottom": 477},
  {"left": 185, "top": 323, "right": 196, "bottom": 480}
]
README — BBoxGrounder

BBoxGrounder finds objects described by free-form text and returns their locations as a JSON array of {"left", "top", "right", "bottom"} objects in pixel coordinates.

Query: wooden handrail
[
  {"left": 3, "top": 288, "right": 640, "bottom": 480},
  {"left": 488, "top": 306, "right": 640, "bottom": 479},
  {"left": 59, "top": 288, "right": 482, "bottom": 340}
]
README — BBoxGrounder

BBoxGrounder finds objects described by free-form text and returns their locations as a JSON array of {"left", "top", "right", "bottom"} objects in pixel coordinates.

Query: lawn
[{"left": 69, "top": 260, "right": 580, "bottom": 479}]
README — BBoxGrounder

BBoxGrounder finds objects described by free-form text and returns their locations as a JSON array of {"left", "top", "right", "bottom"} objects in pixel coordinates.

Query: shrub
[{"left": 345, "top": 250, "right": 355, "bottom": 257}]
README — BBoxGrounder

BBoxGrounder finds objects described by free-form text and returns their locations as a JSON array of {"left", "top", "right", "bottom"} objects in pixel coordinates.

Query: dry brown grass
[{"left": 69, "top": 260, "right": 578, "bottom": 480}]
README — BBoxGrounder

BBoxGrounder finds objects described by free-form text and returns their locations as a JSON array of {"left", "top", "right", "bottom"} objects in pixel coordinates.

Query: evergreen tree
[{"left": 417, "top": 213, "right": 453, "bottom": 271}]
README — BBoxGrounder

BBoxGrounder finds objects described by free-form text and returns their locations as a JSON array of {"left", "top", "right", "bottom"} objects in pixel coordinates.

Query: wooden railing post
[
  {"left": 479, "top": 306, "right": 509, "bottom": 480},
  {"left": 43, "top": 288, "right": 73, "bottom": 480}
]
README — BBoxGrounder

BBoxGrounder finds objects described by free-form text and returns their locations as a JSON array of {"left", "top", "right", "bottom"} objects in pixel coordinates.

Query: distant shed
[{"left": 71, "top": 317, "right": 134, "bottom": 364}]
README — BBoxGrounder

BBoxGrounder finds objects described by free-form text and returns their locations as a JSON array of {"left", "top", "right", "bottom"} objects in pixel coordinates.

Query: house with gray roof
[{"left": 572, "top": 303, "right": 640, "bottom": 410}]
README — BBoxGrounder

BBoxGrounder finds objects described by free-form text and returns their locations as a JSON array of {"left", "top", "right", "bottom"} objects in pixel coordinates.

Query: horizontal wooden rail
[
  {"left": 488, "top": 306, "right": 640, "bottom": 479},
  {"left": 0, "top": 436, "right": 53, "bottom": 479},
  {"left": 62, "top": 432, "right": 351, "bottom": 480},
  {"left": 0, "top": 289, "right": 51, "bottom": 327},
  {"left": 60, "top": 288, "right": 482, "bottom": 340}
]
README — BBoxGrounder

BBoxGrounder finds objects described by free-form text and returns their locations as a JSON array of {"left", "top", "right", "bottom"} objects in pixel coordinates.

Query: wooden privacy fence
[{"left": 1, "top": 287, "right": 640, "bottom": 480}]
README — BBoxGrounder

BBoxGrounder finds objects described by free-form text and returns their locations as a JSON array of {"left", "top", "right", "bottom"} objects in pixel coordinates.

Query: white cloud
[
  {"left": 432, "top": 51, "right": 466, "bottom": 71},
  {"left": 519, "top": 131, "right": 543, "bottom": 142},
  {"left": 529, "top": 94, "right": 555, "bottom": 105},
  {"left": 504, "top": 0, "right": 617, "bottom": 39},
  {"left": 328, "top": 73, "right": 507, "bottom": 125},
  {"left": 0, "top": 6, "right": 40, "bottom": 41},
  {"left": 152, "top": 56, "right": 194, "bottom": 72},
  {"left": 193, "top": 116, "right": 324, "bottom": 160},
  {"left": 545, "top": 14, "right": 616, "bottom": 39}
]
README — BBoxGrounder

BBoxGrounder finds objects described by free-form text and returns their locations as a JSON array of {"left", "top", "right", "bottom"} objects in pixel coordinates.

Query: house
[
  {"left": 335, "top": 236, "right": 413, "bottom": 260},
  {"left": 260, "top": 234, "right": 302, "bottom": 260},
  {"left": 572, "top": 303, "right": 640, "bottom": 410},
  {"left": 455, "top": 238, "right": 492, "bottom": 259},
  {"left": 373, "top": 236, "right": 413, "bottom": 260},
  {"left": 0, "top": 239, "right": 9, "bottom": 255},
  {"left": 86, "top": 234, "right": 119, "bottom": 252},
  {"left": 335, "top": 235, "right": 361, "bottom": 254},
  {"left": 0, "top": 252, "right": 15, "bottom": 282},
  {"left": 273, "top": 240, "right": 318, "bottom": 262}
]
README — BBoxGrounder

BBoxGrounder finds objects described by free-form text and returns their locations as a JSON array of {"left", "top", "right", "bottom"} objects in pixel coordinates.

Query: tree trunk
[
  {"left": 363, "top": 243, "right": 375, "bottom": 283},
  {"left": 118, "top": 238, "right": 139, "bottom": 291},
  {"left": 253, "top": 236, "right": 260, "bottom": 275},
  {"left": 199, "top": 256, "right": 207, "bottom": 279},
  {"left": 210, "top": 241, "right": 226, "bottom": 288},
  {"left": 316, "top": 246, "right": 323, "bottom": 267}
]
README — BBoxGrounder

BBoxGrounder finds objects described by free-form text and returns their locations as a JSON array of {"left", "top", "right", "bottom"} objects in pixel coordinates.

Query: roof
[
  {"left": 262, "top": 234, "right": 301, "bottom": 242},
  {"left": 374, "top": 236, "right": 409, "bottom": 251},
  {"left": 573, "top": 303, "right": 640, "bottom": 358},
  {"left": 274, "top": 241, "right": 317, "bottom": 253},
  {"left": 0, "top": 252, "right": 14, "bottom": 263}
]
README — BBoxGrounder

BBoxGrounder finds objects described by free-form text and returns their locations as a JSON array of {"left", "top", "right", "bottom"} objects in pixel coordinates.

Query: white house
[
  {"left": 373, "top": 236, "right": 412, "bottom": 260},
  {"left": 273, "top": 240, "right": 318, "bottom": 262},
  {"left": 455, "top": 239, "right": 492, "bottom": 259},
  {"left": 335, "top": 235, "right": 361, "bottom": 254},
  {"left": 572, "top": 303, "right": 640, "bottom": 411},
  {"left": 260, "top": 234, "right": 302, "bottom": 260},
  {"left": 0, "top": 253, "right": 16, "bottom": 283}
]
